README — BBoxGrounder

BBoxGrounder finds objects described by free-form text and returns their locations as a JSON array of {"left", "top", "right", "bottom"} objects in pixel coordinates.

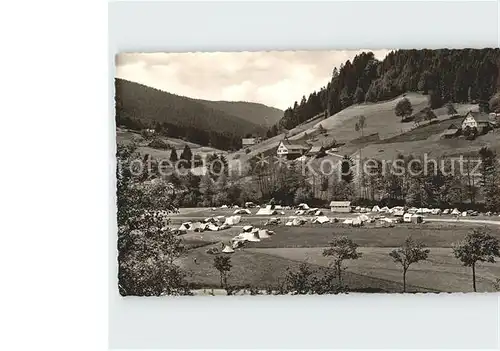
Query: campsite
[{"left": 168, "top": 205, "right": 500, "bottom": 293}]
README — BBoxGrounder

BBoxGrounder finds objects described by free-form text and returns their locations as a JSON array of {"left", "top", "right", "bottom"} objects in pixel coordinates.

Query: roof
[
  {"left": 465, "top": 111, "right": 491, "bottom": 123},
  {"left": 242, "top": 138, "right": 257, "bottom": 145},
  {"left": 279, "top": 140, "right": 310, "bottom": 152},
  {"left": 307, "top": 146, "right": 323, "bottom": 154},
  {"left": 330, "top": 201, "right": 351, "bottom": 206},
  {"left": 442, "top": 128, "right": 459, "bottom": 136}
]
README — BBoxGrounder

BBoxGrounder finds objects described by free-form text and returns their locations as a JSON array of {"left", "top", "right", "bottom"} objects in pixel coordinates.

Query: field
[{"left": 173, "top": 208, "right": 500, "bottom": 293}]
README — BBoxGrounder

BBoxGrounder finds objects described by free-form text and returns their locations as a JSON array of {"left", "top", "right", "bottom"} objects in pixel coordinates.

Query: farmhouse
[
  {"left": 441, "top": 124, "right": 460, "bottom": 139},
  {"left": 461, "top": 111, "right": 495, "bottom": 131},
  {"left": 330, "top": 201, "right": 352, "bottom": 213},
  {"left": 277, "top": 140, "right": 311, "bottom": 159}
]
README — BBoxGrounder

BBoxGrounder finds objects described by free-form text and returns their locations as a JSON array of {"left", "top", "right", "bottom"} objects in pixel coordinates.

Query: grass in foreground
[{"left": 177, "top": 244, "right": 432, "bottom": 293}]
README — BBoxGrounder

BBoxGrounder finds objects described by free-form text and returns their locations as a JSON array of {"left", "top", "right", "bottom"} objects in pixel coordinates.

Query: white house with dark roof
[
  {"left": 461, "top": 111, "right": 494, "bottom": 130},
  {"left": 276, "top": 140, "right": 311, "bottom": 159}
]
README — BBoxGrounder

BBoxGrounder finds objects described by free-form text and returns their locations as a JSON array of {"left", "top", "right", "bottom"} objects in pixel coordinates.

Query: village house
[
  {"left": 461, "top": 111, "right": 495, "bottom": 132},
  {"left": 441, "top": 123, "right": 460, "bottom": 139},
  {"left": 330, "top": 201, "right": 352, "bottom": 213},
  {"left": 276, "top": 140, "right": 311, "bottom": 160}
]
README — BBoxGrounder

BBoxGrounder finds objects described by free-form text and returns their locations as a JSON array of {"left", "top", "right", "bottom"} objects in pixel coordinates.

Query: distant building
[
  {"left": 330, "top": 201, "right": 352, "bottom": 213},
  {"left": 277, "top": 140, "right": 310, "bottom": 159},
  {"left": 461, "top": 111, "right": 495, "bottom": 130},
  {"left": 305, "top": 145, "right": 325, "bottom": 157},
  {"left": 441, "top": 123, "right": 460, "bottom": 139},
  {"left": 242, "top": 137, "right": 261, "bottom": 148}
]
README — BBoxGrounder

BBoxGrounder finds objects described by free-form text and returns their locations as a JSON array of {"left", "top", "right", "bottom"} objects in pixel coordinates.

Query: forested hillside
[
  {"left": 115, "top": 79, "right": 268, "bottom": 150},
  {"left": 275, "top": 49, "right": 500, "bottom": 133},
  {"left": 196, "top": 99, "right": 283, "bottom": 127}
]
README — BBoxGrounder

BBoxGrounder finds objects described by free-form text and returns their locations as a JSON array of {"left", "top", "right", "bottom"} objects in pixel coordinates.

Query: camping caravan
[
  {"left": 330, "top": 201, "right": 352, "bottom": 213},
  {"left": 403, "top": 213, "right": 412, "bottom": 223}
]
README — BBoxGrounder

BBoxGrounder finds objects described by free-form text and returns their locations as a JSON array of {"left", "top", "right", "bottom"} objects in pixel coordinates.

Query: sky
[{"left": 115, "top": 50, "right": 390, "bottom": 110}]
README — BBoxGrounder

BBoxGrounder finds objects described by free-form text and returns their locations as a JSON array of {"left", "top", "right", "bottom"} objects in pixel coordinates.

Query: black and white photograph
[{"left": 115, "top": 49, "right": 500, "bottom": 296}]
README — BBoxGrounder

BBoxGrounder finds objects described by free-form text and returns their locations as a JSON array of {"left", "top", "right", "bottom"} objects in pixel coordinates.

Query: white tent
[
  {"left": 314, "top": 210, "right": 324, "bottom": 216},
  {"left": 222, "top": 245, "right": 235, "bottom": 253},
  {"left": 211, "top": 207, "right": 217, "bottom": 211},
  {"left": 372, "top": 205, "right": 381, "bottom": 212},
  {"left": 224, "top": 215, "right": 241, "bottom": 226},
  {"left": 257, "top": 229, "right": 271, "bottom": 239},
  {"left": 393, "top": 209, "right": 405, "bottom": 217},
  {"left": 233, "top": 205, "right": 239, "bottom": 208},
  {"left": 343, "top": 219, "right": 353, "bottom": 225},
  {"left": 256, "top": 208, "right": 277, "bottom": 216},
  {"left": 178, "top": 222, "right": 192, "bottom": 231},
  {"left": 358, "top": 214, "right": 370, "bottom": 222},
  {"left": 312, "top": 215, "right": 330, "bottom": 224},
  {"left": 241, "top": 232, "right": 260, "bottom": 242},
  {"left": 285, "top": 221, "right": 293, "bottom": 226},
  {"left": 274, "top": 205, "right": 283, "bottom": 210},
  {"left": 297, "top": 203, "right": 310, "bottom": 210},
  {"left": 234, "top": 208, "right": 251, "bottom": 215},
  {"left": 380, "top": 206, "right": 390, "bottom": 213},
  {"left": 265, "top": 217, "right": 281, "bottom": 225},
  {"left": 431, "top": 209, "right": 442, "bottom": 215},
  {"left": 221, "top": 205, "right": 228, "bottom": 209},
  {"left": 451, "top": 208, "right": 460, "bottom": 215},
  {"left": 291, "top": 217, "right": 306, "bottom": 226},
  {"left": 206, "top": 223, "right": 219, "bottom": 231},
  {"left": 191, "top": 222, "right": 203, "bottom": 231},
  {"left": 242, "top": 225, "right": 253, "bottom": 232},
  {"left": 352, "top": 217, "right": 362, "bottom": 226},
  {"left": 443, "top": 209, "right": 450, "bottom": 215}
]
